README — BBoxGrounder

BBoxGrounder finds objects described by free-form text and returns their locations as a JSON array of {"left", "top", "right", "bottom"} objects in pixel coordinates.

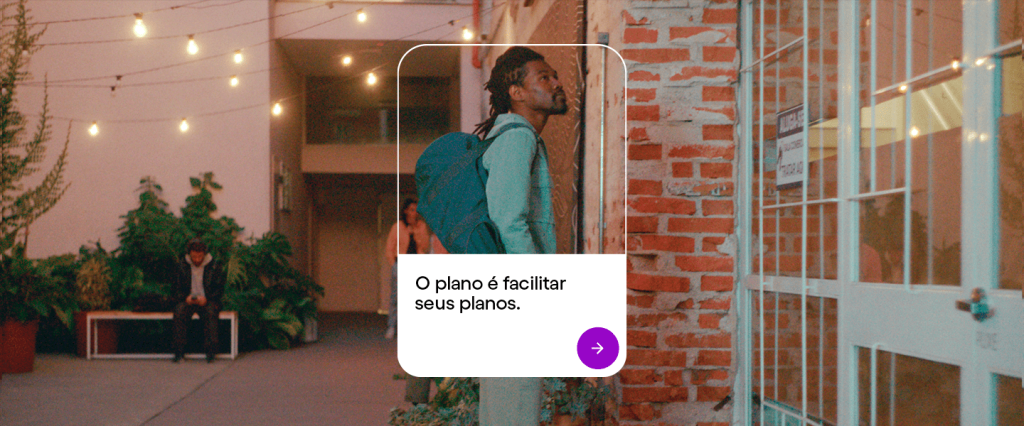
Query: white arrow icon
[{"left": 592, "top": 342, "right": 604, "bottom": 355}]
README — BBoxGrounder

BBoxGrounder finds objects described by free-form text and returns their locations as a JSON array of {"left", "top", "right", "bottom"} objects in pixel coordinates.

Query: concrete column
[{"left": 478, "top": 377, "right": 541, "bottom": 425}]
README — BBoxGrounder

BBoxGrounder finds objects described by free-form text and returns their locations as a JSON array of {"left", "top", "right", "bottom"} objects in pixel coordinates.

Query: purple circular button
[{"left": 577, "top": 327, "right": 619, "bottom": 370}]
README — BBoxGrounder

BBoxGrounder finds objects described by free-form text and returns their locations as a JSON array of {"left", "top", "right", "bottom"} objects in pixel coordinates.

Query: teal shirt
[{"left": 482, "top": 113, "right": 556, "bottom": 254}]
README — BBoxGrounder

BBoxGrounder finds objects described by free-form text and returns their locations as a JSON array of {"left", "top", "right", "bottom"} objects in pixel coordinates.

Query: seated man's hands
[{"left": 187, "top": 295, "right": 208, "bottom": 306}]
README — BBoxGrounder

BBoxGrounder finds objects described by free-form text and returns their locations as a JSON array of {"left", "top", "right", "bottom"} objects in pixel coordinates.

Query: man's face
[
  {"left": 189, "top": 250, "right": 206, "bottom": 265},
  {"left": 515, "top": 60, "right": 568, "bottom": 115}
]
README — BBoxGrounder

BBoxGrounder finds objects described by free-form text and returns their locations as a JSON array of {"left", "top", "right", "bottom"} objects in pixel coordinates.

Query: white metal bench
[{"left": 84, "top": 310, "right": 238, "bottom": 360}]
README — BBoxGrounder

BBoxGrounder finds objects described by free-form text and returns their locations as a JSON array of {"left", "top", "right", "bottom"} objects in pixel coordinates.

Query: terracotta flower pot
[
  {"left": 74, "top": 311, "right": 119, "bottom": 358},
  {"left": 1, "top": 319, "right": 39, "bottom": 373}
]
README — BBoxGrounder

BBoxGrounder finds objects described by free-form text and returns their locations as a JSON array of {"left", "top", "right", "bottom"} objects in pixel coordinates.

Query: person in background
[
  {"left": 383, "top": 197, "right": 433, "bottom": 339},
  {"left": 172, "top": 238, "right": 224, "bottom": 363}
]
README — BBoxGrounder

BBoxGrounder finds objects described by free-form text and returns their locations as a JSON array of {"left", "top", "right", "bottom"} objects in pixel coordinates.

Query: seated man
[{"left": 172, "top": 238, "right": 224, "bottom": 363}]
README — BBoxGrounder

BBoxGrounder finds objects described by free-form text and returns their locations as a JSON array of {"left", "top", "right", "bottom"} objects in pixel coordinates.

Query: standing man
[
  {"left": 172, "top": 238, "right": 224, "bottom": 363},
  {"left": 474, "top": 46, "right": 568, "bottom": 425},
  {"left": 474, "top": 46, "right": 567, "bottom": 255}
]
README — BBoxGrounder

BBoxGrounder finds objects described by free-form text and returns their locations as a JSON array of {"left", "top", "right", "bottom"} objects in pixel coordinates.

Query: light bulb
[
  {"left": 951, "top": 59, "right": 960, "bottom": 71},
  {"left": 462, "top": 26, "right": 473, "bottom": 41},
  {"left": 975, "top": 57, "right": 986, "bottom": 66},
  {"left": 898, "top": 84, "right": 908, "bottom": 93},
  {"left": 187, "top": 35, "right": 198, "bottom": 55},
  {"left": 133, "top": 13, "right": 147, "bottom": 37},
  {"left": 272, "top": 103, "right": 283, "bottom": 116},
  {"left": 909, "top": 126, "right": 920, "bottom": 137},
  {"left": 357, "top": 9, "right": 367, "bottom": 22},
  {"left": 88, "top": 122, "right": 99, "bottom": 136},
  {"left": 230, "top": 75, "right": 239, "bottom": 87},
  {"left": 234, "top": 50, "right": 243, "bottom": 64},
  {"left": 180, "top": 118, "right": 189, "bottom": 132},
  {"left": 367, "top": 72, "right": 377, "bottom": 85},
  {"left": 341, "top": 55, "right": 352, "bottom": 66}
]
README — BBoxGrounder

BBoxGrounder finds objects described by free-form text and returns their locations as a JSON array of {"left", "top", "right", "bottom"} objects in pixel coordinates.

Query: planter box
[
  {"left": 0, "top": 319, "right": 39, "bottom": 373},
  {"left": 75, "top": 311, "right": 120, "bottom": 358}
]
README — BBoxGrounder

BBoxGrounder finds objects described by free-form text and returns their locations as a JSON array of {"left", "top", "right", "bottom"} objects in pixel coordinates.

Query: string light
[
  {"left": 898, "top": 84, "right": 908, "bottom": 93},
  {"left": 272, "top": 102, "right": 283, "bottom": 116},
  {"left": 951, "top": 57, "right": 961, "bottom": 71},
  {"left": 187, "top": 35, "right": 198, "bottom": 55},
  {"left": 133, "top": 13, "right": 146, "bottom": 37},
  {"left": 88, "top": 122, "right": 99, "bottom": 136},
  {"left": 341, "top": 55, "right": 352, "bottom": 66},
  {"left": 462, "top": 26, "right": 473, "bottom": 41},
  {"left": 357, "top": 9, "right": 367, "bottom": 22},
  {"left": 230, "top": 75, "right": 239, "bottom": 87},
  {"left": 179, "top": 118, "right": 189, "bottom": 132},
  {"left": 975, "top": 57, "right": 987, "bottom": 66},
  {"left": 234, "top": 49, "right": 243, "bottom": 64},
  {"left": 909, "top": 126, "right": 920, "bottom": 137},
  {"left": 367, "top": 72, "right": 377, "bottom": 85}
]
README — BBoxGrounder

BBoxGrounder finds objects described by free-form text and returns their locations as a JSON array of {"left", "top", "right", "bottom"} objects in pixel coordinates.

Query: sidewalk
[{"left": 0, "top": 313, "right": 407, "bottom": 426}]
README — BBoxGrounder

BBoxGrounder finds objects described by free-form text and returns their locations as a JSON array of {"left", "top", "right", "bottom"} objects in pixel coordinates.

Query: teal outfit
[{"left": 482, "top": 113, "right": 556, "bottom": 254}]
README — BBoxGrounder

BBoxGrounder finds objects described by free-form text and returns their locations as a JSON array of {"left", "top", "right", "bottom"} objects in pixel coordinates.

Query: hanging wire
[
  {"left": 1, "top": 0, "right": 213, "bottom": 27},
  {"left": 47, "top": 2, "right": 503, "bottom": 125}
]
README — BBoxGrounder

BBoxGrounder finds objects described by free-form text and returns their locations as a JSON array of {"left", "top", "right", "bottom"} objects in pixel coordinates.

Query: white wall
[{"left": 18, "top": 1, "right": 272, "bottom": 257}]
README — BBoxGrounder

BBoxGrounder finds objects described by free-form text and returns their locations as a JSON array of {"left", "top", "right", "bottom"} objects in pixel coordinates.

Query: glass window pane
[
  {"left": 997, "top": 374, "right": 1023, "bottom": 426},
  {"left": 999, "top": 53, "right": 1023, "bottom": 290},
  {"left": 1000, "top": 0, "right": 1023, "bottom": 45},
  {"left": 857, "top": 348, "right": 961, "bottom": 425},
  {"left": 753, "top": 292, "right": 838, "bottom": 425}
]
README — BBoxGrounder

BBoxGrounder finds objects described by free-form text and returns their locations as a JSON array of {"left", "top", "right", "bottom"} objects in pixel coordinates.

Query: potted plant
[
  {"left": 540, "top": 377, "right": 612, "bottom": 425},
  {"left": 73, "top": 249, "right": 119, "bottom": 357},
  {"left": 0, "top": 244, "right": 75, "bottom": 373}
]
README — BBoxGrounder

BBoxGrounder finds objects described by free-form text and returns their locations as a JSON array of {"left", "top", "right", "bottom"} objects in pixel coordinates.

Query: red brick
[
  {"left": 672, "top": 162, "right": 694, "bottom": 178},
  {"left": 700, "top": 162, "right": 732, "bottom": 178},
  {"left": 622, "top": 48, "right": 691, "bottom": 64},
  {"left": 629, "top": 70, "right": 661, "bottom": 82},
  {"left": 628, "top": 216, "right": 658, "bottom": 233},
  {"left": 702, "top": 199, "right": 734, "bottom": 216},
  {"left": 627, "top": 293, "right": 655, "bottom": 308},
  {"left": 624, "top": 28, "right": 658, "bottom": 44},
  {"left": 695, "top": 105, "right": 736, "bottom": 121},
  {"left": 670, "top": 66, "right": 737, "bottom": 82},
  {"left": 620, "top": 368, "right": 662, "bottom": 384},
  {"left": 628, "top": 179, "right": 662, "bottom": 196},
  {"left": 669, "top": 26, "right": 735, "bottom": 43},
  {"left": 629, "top": 104, "right": 660, "bottom": 122},
  {"left": 627, "top": 272, "right": 690, "bottom": 292},
  {"left": 628, "top": 330, "right": 658, "bottom": 348},
  {"left": 702, "top": 124, "right": 734, "bottom": 141},
  {"left": 702, "top": 86, "right": 735, "bottom": 102},
  {"left": 629, "top": 126, "right": 650, "bottom": 141},
  {"left": 698, "top": 423, "right": 731, "bottom": 426},
  {"left": 637, "top": 235, "right": 695, "bottom": 253},
  {"left": 702, "top": 236, "right": 726, "bottom": 252},
  {"left": 675, "top": 255, "right": 734, "bottom": 273},
  {"left": 667, "top": 217, "right": 734, "bottom": 233},
  {"left": 622, "top": 386, "right": 688, "bottom": 403},
  {"left": 692, "top": 369, "right": 730, "bottom": 385},
  {"left": 698, "top": 313, "right": 722, "bottom": 329},
  {"left": 626, "top": 348, "right": 688, "bottom": 367},
  {"left": 700, "top": 298, "right": 732, "bottom": 310},
  {"left": 703, "top": 8, "right": 738, "bottom": 24},
  {"left": 619, "top": 404, "right": 657, "bottom": 421},
  {"left": 631, "top": 197, "right": 696, "bottom": 215},
  {"left": 697, "top": 386, "right": 731, "bottom": 402},
  {"left": 665, "top": 332, "right": 732, "bottom": 348},
  {"left": 629, "top": 88, "right": 657, "bottom": 102},
  {"left": 696, "top": 350, "right": 732, "bottom": 366},
  {"left": 629, "top": 144, "right": 662, "bottom": 160},
  {"left": 701, "top": 275, "right": 733, "bottom": 291},
  {"left": 622, "top": 10, "right": 650, "bottom": 26},
  {"left": 703, "top": 46, "right": 737, "bottom": 62},
  {"left": 667, "top": 144, "right": 735, "bottom": 160}
]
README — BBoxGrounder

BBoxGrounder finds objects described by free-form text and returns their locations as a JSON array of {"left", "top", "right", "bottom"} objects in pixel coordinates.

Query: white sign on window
[{"left": 776, "top": 105, "right": 805, "bottom": 190}]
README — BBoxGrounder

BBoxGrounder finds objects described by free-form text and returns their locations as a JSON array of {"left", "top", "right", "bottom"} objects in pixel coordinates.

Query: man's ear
[{"left": 508, "top": 84, "right": 524, "bottom": 102}]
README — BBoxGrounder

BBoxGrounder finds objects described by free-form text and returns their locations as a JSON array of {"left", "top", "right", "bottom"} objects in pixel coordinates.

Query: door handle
[{"left": 955, "top": 288, "right": 995, "bottom": 322}]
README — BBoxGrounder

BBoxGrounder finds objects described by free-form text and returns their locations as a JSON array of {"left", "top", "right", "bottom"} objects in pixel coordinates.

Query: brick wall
[{"left": 621, "top": 1, "right": 740, "bottom": 424}]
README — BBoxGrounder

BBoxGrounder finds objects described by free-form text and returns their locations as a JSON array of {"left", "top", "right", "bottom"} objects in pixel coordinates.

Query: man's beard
[{"left": 549, "top": 94, "right": 569, "bottom": 115}]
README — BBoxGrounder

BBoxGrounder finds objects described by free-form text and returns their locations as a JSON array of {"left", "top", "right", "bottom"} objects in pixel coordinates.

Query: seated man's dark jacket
[{"left": 174, "top": 256, "right": 225, "bottom": 308}]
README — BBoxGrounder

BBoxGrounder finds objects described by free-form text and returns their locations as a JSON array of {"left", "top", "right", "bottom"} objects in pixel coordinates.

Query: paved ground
[{"left": 0, "top": 313, "right": 409, "bottom": 426}]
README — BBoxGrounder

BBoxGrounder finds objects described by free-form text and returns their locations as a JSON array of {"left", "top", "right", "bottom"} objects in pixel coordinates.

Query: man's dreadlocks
[{"left": 473, "top": 46, "right": 546, "bottom": 138}]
